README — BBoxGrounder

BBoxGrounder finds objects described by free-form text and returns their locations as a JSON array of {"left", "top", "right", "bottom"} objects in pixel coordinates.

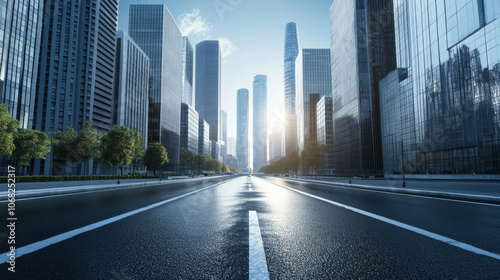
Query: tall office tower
[
  {"left": 296, "top": 49, "right": 332, "bottom": 152},
  {"left": 33, "top": 0, "right": 119, "bottom": 175},
  {"left": 198, "top": 119, "right": 211, "bottom": 156},
  {"left": 227, "top": 137, "right": 237, "bottom": 156},
  {"left": 113, "top": 31, "right": 150, "bottom": 146},
  {"left": 0, "top": 0, "right": 43, "bottom": 130},
  {"left": 129, "top": 5, "right": 183, "bottom": 172},
  {"left": 221, "top": 110, "right": 228, "bottom": 163},
  {"left": 182, "top": 37, "right": 194, "bottom": 106},
  {"left": 283, "top": 22, "right": 300, "bottom": 156},
  {"left": 317, "top": 96, "right": 334, "bottom": 174},
  {"left": 269, "top": 124, "right": 283, "bottom": 162},
  {"left": 211, "top": 141, "right": 220, "bottom": 161},
  {"left": 379, "top": 0, "right": 500, "bottom": 174},
  {"left": 180, "top": 103, "right": 199, "bottom": 153},
  {"left": 237, "top": 89, "right": 249, "bottom": 172},
  {"left": 195, "top": 40, "right": 222, "bottom": 143},
  {"left": 253, "top": 75, "right": 268, "bottom": 171},
  {"left": 330, "top": 0, "right": 396, "bottom": 174}
]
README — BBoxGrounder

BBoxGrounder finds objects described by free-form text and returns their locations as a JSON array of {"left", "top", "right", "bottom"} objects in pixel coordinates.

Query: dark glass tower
[
  {"left": 283, "top": 22, "right": 299, "bottom": 156},
  {"left": 195, "top": 40, "right": 222, "bottom": 143},
  {"left": 129, "top": 5, "right": 183, "bottom": 172},
  {"left": 182, "top": 37, "right": 194, "bottom": 107}
]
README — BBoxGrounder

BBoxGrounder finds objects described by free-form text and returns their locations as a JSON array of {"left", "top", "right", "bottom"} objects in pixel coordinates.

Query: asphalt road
[{"left": 1, "top": 175, "right": 499, "bottom": 279}]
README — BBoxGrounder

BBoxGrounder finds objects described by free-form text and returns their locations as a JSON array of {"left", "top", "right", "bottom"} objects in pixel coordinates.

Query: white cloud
[
  {"left": 218, "top": 37, "right": 237, "bottom": 58},
  {"left": 178, "top": 9, "right": 211, "bottom": 37}
]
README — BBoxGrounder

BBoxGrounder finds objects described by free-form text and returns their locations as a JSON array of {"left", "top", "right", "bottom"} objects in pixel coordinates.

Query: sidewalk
[
  {"left": 283, "top": 176, "right": 500, "bottom": 205},
  {"left": 1, "top": 175, "right": 226, "bottom": 200}
]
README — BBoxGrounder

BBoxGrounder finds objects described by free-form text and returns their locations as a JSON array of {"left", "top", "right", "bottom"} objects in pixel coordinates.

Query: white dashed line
[{"left": 249, "top": 211, "right": 270, "bottom": 280}]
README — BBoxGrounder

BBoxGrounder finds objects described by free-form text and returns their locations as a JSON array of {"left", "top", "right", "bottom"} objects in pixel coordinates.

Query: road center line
[
  {"left": 0, "top": 179, "right": 232, "bottom": 264},
  {"left": 249, "top": 211, "right": 270, "bottom": 280},
  {"left": 260, "top": 178, "right": 500, "bottom": 261}
]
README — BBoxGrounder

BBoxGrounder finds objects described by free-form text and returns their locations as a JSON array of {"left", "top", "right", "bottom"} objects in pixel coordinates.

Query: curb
[
  {"left": 283, "top": 178, "right": 500, "bottom": 205},
  {"left": 2, "top": 176, "right": 229, "bottom": 200}
]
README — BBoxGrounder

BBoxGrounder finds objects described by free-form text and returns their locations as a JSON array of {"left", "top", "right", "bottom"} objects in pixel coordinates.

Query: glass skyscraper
[
  {"left": 296, "top": 49, "right": 332, "bottom": 152},
  {"left": 181, "top": 103, "right": 199, "bottom": 154},
  {"left": 33, "top": 0, "right": 119, "bottom": 175},
  {"left": 113, "top": 31, "right": 150, "bottom": 147},
  {"left": 253, "top": 75, "right": 268, "bottom": 171},
  {"left": 330, "top": 0, "right": 397, "bottom": 174},
  {"left": 198, "top": 119, "right": 211, "bottom": 156},
  {"left": 0, "top": 0, "right": 43, "bottom": 129},
  {"left": 129, "top": 4, "right": 183, "bottom": 172},
  {"left": 195, "top": 40, "right": 222, "bottom": 143},
  {"left": 237, "top": 89, "right": 249, "bottom": 172},
  {"left": 317, "top": 96, "right": 334, "bottom": 174},
  {"left": 380, "top": 0, "right": 500, "bottom": 174},
  {"left": 182, "top": 36, "right": 194, "bottom": 107},
  {"left": 283, "top": 22, "right": 300, "bottom": 156}
]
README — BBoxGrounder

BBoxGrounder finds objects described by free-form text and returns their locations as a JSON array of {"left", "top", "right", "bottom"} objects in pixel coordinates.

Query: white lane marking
[
  {"left": 0, "top": 180, "right": 232, "bottom": 263},
  {"left": 249, "top": 211, "right": 270, "bottom": 280},
  {"left": 260, "top": 178, "right": 500, "bottom": 261}
]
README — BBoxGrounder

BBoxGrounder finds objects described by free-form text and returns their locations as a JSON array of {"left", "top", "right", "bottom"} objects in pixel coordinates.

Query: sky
[{"left": 117, "top": 0, "right": 333, "bottom": 139}]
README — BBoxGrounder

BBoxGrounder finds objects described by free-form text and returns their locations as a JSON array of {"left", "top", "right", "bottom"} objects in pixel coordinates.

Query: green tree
[
  {"left": 301, "top": 140, "right": 322, "bottom": 175},
  {"left": 0, "top": 104, "right": 20, "bottom": 156},
  {"left": 75, "top": 121, "right": 101, "bottom": 175},
  {"left": 101, "top": 126, "right": 135, "bottom": 184},
  {"left": 143, "top": 143, "right": 169, "bottom": 176},
  {"left": 12, "top": 129, "right": 51, "bottom": 175},
  {"left": 131, "top": 130, "right": 145, "bottom": 174}
]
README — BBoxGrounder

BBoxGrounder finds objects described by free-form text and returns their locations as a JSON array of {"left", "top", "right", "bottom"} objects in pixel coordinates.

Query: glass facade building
[
  {"left": 269, "top": 124, "right": 283, "bottom": 162},
  {"left": 113, "top": 31, "right": 149, "bottom": 147},
  {"left": 330, "top": 0, "right": 397, "bottom": 174},
  {"left": 283, "top": 22, "right": 300, "bottom": 156},
  {"left": 237, "top": 89, "right": 249, "bottom": 172},
  {"left": 195, "top": 40, "right": 222, "bottom": 143},
  {"left": 253, "top": 75, "right": 268, "bottom": 171},
  {"left": 180, "top": 103, "right": 199, "bottom": 154},
  {"left": 182, "top": 36, "right": 194, "bottom": 107},
  {"left": 198, "top": 119, "right": 211, "bottom": 156},
  {"left": 296, "top": 49, "right": 332, "bottom": 152},
  {"left": 129, "top": 5, "right": 183, "bottom": 172},
  {"left": 380, "top": 0, "right": 500, "bottom": 174},
  {"left": 317, "top": 96, "right": 335, "bottom": 174},
  {"left": 33, "top": 0, "right": 119, "bottom": 175},
  {"left": 0, "top": 0, "right": 43, "bottom": 129},
  {"left": 221, "top": 109, "right": 228, "bottom": 163}
]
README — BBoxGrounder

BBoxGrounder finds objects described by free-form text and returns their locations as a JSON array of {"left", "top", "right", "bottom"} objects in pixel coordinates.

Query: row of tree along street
[
  {"left": 1, "top": 104, "right": 229, "bottom": 178},
  {"left": 180, "top": 148, "right": 234, "bottom": 175},
  {"left": 259, "top": 140, "right": 328, "bottom": 176}
]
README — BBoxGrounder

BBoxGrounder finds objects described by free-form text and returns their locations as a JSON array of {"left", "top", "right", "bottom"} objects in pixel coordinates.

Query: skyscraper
[
  {"left": 227, "top": 137, "right": 237, "bottom": 156},
  {"left": 283, "top": 22, "right": 300, "bottom": 156},
  {"left": 269, "top": 124, "right": 283, "bottom": 162},
  {"left": 33, "top": 0, "right": 119, "bottom": 175},
  {"left": 330, "top": 0, "right": 396, "bottom": 174},
  {"left": 198, "top": 119, "right": 211, "bottom": 156},
  {"left": 113, "top": 30, "right": 150, "bottom": 147},
  {"left": 317, "top": 96, "right": 334, "bottom": 174},
  {"left": 379, "top": 0, "right": 500, "bottom": 174},
  {"left": 0, "top": 0, "right": 43, "bottom": 130},
  {"left": 221, "top": 110, "right": 228, "bottom": 163},
  {"left": 295, "top": 49, "right": 331, "bottom": 152},
  {"left": 129, "top": 4, "right": 183, "bottom": 172},
  {"left": 253, "top": 75, "right": 268, "bottom": 171},
  {"left": 195, "top": 40, "right": 222, "bottom": 143},
  {"left": 237, "top": 89, "right": 249, "bottom": 172},
  {"left": 180, "top": 103, "right": 199, "bottom": 154},
  {"left": 182, "top": 36, "right": 194, "bottom": 107}
]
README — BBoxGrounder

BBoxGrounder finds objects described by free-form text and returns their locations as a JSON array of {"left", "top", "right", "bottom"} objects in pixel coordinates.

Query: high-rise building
[
  {"left": 180, "top": 103, "right": 199, "bottom": 154},
  {"left": 237, "top": 89, "right": 249, "bottom": 172},
  {"left": 317, "top": 96, "right": 334, "bottom": 174},
  {"left": 211, "top": 141, "right": 221, "bottom": 162},
  {"left": 113, "top": 31, "right": 149, "bottom": 146},
  {"left": 195, "top": 40, "right": 222, "bottom": 143},
  {"left": 198, "top": 119, "right": 211, "bottom": 156},
  {"left": 227, "top": 137, "right": 237, "bottom": 156},
  {"left": 253, "top": 75, "right": 268, "bottom": 171},
  {"left": 221, "top": 110, "right": 228, "bottom": 163},
  {"left": 129, "top": 5, "right": 183, "bottom": 172},
  {"left": 0, "top": 0, "right": 43, "bottom": 130},
  {"left": 33, "top": 0, "right": 119, "bottom": 175},
  {"left": 296, "top": 49, "right": 332, "bottom": 152},
  {"left": 269, "top": 125, "right": 283, "bottom": 162},
  {"left": 330, "top": 0, "right": 396, "bottom": 174},
  {"left": 283, "top": 22, "right": 300, "bottom": 156},
  {"left": 379, "top": 0, "right": 500, "bottom": 174},
  {"left": 182, "top": 37, "right": 194, "bottom": 107}
]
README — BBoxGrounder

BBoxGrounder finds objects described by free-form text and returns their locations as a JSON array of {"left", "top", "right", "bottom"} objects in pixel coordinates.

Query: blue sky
[{"left": 118, "top": 0, "right": 332, "bottom": 139}]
